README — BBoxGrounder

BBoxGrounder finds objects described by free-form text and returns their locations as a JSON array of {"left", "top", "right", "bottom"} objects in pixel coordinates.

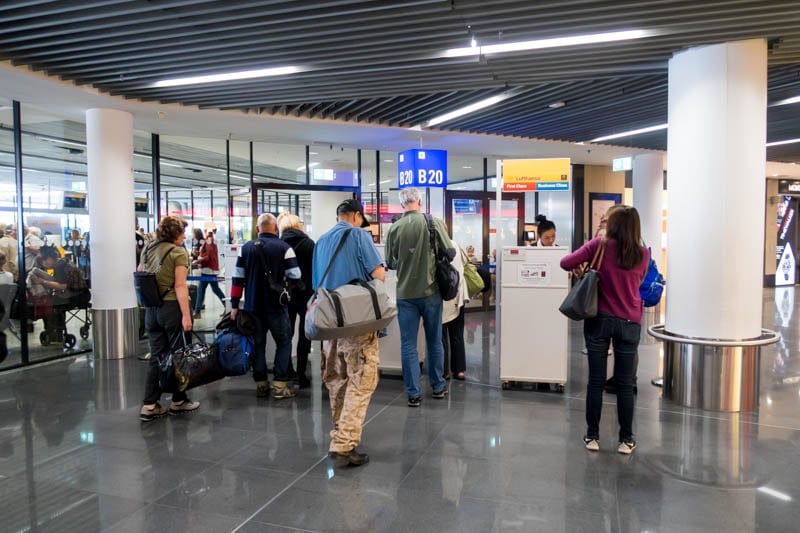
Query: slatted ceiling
[{"left": 3, "top": 2, "right": 800, "bottom": 161}]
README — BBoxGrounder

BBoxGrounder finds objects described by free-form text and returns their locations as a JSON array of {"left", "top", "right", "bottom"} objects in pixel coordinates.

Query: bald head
[{"left": 258, "top": 213, "right": 278, "bottom": 235}]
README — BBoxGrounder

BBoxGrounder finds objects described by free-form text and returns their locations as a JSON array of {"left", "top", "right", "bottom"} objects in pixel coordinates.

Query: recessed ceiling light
[
  {"left": 462, "top": 166, "right": 473, "bottom": 169},
  {"left": 767, "top": 138, "right": 800, "bottom": 147},
  {"left": 548, "top": 101, "right": 566, "bottom": 109},
  {"left": 442, "top": 29, "right": 653, "bottom": 58},
  {"left": 152, "top": 66, "right": 302, "bottom": 88},
  {"left": 383, "top": 159, "right": 394, "bottom": 163},
  {"left": 772, "top": 95, "right": 800, "bottom": 106},
  {"left": 589, "top": 123, "right": 668, "bottom": 143},
  {"left": 423, "top": 91, "right": 516, "bottom": 127}
]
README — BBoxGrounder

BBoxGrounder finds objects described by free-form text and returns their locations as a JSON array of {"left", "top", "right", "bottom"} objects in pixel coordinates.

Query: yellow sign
[{"left": 502, "top": 158, "right": 571, "bottom": 192}]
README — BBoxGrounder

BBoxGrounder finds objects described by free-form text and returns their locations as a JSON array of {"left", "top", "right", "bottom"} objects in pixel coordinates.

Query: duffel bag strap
[
  {"left": 317, "top": 228, "right": 353, "bottom": 288},
  {"left": 349, "top": 279, "right": 381, "bottom": 320}
]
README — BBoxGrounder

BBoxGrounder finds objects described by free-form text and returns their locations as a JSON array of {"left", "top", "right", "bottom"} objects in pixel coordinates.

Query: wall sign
[
  {"left": 778, "top": 180, "right": 800, "bottom": 194},
  {"left": 502, "top": 158, "right": 570, "bottom": 191},
  {"left": 398, "top": 149, "right": 447, "bottom": 189}
]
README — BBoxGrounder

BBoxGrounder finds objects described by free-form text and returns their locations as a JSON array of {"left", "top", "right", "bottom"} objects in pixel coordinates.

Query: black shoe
[
  {"left": 329, "top": 448, "right": 369, "bottom": 467},
  {"left": 604, "top": 378, "right": 617, "bottom": 394},
  {"left": 432, "top": 388, "right": 449, "bottom": 399},
  {"left": 298, "top": 376, "right": 311, "bottom": 389},
  {"left": 408, "top": 396, "right": 421, "bottom": 407}
]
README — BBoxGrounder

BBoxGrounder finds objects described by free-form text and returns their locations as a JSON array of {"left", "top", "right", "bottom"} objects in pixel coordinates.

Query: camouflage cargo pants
[{"left": 321, "top": 332, "right": 380, "bottom": 453}]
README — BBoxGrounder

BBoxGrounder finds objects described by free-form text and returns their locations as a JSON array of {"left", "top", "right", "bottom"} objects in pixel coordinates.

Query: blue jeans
[
  {"left": 397, "top": 293, "right": 446, "bottom": 398},
  {"left": 584, "top": 313, "right": 640, "bottom": 442},
  {"left": 194, "top": 279, "right": 226, "bottom": 313},
  {"left": 252, "top": 308, "right": 292, "bottom": 383}
]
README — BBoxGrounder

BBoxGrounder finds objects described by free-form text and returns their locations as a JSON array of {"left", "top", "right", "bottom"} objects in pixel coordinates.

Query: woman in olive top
[{"left": 139, "top": 216, "right": 200, "bottom": 422}]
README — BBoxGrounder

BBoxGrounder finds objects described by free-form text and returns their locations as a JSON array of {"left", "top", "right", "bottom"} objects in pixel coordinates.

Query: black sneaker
[
  {"left": 329, "top": 447, "right": 369, "bottom": 467},
  {"left": 431, "top": 388, "right": 449, "bottom": 399},
  {"left": 408, "top": 396, "right": 421, "bottom": 407}
]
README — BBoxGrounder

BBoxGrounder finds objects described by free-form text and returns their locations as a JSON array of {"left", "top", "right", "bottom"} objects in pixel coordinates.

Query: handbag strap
[
  {"left": 317, "top": 228, "right": 353, "bottom": 288},
  {"left": 589, "top": 239, "right": 606, "bottom": 271}
]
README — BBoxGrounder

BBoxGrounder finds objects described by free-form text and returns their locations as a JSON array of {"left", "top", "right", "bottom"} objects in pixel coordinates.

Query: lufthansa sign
[
  {"left": 398, "top": 149, "right": 447, "bottom": 189},
  {"left": 778, "top": 180, "right": 800, "bottom": 194}
]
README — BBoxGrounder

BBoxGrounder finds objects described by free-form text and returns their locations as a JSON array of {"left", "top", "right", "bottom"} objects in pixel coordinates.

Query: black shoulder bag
[
  {"left": 253, "top": 239, "right": 292, "bottom": 305},
  {"left": 133, "top": 243, "right": 176, "bottom": 308},
  {"left": 423, "top": 214, "right": 459, "bottom": 301}
]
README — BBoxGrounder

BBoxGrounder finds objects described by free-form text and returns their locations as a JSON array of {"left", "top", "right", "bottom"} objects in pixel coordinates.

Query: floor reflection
[{"left": 0, "top": 289, "right": 799, "bottom": 531}]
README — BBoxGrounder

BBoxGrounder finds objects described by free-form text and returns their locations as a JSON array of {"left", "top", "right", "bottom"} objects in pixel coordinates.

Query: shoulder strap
[
  {"left": 423, "top": 214, "right": 438, "bottom": 256},
  {"left": 253, "top": 238, "right": 284, "bottom": 292},
  {"left": 142, "top": 242, "right": 176, "bottom": 271},
  {"left": 589, "top": 239, "right": 606, "bottom": 270},
  {"left": 318, "top": 228, "right": 353, "bottom": 287}
]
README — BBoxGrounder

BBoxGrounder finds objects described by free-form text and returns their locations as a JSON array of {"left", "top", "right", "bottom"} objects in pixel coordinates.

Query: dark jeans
[
  {"left": 143, "top": 301, "right": 187, "bottom": 405},
  {"left": 584, "top": 313, "right": 640, "bottom": 442},
  {"left": 442, "top": 306, "right": 466, "bottom": 376},
  {"left": 252, "top": 308, "right": 292, "bottom": 383},
  {"left": 288, "top": 299, "right": 311, "bottom": 379},
  {"left": 194, "top": 279, "right": 225, "bottom": 313}
]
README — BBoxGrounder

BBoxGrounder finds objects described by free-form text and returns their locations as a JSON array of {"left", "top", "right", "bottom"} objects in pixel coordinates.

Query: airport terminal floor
[{"left": 1, "top": 288, "right": 798, "bottom": 533}]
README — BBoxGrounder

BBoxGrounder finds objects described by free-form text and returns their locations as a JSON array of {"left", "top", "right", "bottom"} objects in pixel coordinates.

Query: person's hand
[
  {"left": 182, "top": 314, "right": 192, "bottom": 332},
  {"left": 31, "top": 276, "right": 43, "bottom": 285},
  {"left": 230, "top": 308, "right": 238, "bottom": 321}
]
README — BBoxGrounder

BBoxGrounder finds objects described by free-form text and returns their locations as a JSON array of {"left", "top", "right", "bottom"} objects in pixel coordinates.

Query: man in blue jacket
[
  {"left": 312, "top": 199, "right": 385, "bottom": 467},
  {"left": 231, "top": 213, "right": 301, "bottom": 399}
]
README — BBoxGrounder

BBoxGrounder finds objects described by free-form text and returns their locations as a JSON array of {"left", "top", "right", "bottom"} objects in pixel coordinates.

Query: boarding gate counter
[{"left": 498, "top": 246, "right": 570, "bottom": 390}]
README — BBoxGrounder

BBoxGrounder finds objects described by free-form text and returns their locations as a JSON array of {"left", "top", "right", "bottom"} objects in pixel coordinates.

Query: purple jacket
[{"left": 560, "top": 237, "right": 649, "bottom": 324}]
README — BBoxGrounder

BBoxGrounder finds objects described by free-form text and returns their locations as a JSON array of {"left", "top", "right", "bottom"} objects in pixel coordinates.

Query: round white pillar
[
  {"left": 86, "top": 108, "right": 138, "bottom": 358},
  {"left": 666, "top": 39, "right": 767, "bottom": 340},
  {"left": 632, "top": 154, "right": 664, "bottom": 270}
]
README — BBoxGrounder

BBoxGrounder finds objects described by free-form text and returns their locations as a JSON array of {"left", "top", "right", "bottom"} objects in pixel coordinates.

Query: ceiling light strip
[
  {"left": 153, "top": 66, "right": 302, "bottom": 88},
  {"left": 442, "top": 29, "right": 653, "bottom": 58}
]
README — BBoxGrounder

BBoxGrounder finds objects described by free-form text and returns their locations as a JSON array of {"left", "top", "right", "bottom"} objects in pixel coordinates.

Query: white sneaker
[
  {"left": 583, "top": 436, "right": 600, "bottom": 451},
  {"left": 169, "top": 399, "right": 200, "bottom": 414},
  {"left": 618, "top": 440, "right": 637, "bottom": 455}
]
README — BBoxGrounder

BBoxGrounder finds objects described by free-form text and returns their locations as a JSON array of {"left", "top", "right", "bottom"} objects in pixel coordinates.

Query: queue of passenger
[{"left": 132, "top": 195, "right": 648, "bottom": 464}]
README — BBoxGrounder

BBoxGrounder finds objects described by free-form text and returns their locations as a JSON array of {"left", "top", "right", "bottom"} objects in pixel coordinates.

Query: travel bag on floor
[{"left": 215, "top": 325, "right": 255, "bottom": 376}]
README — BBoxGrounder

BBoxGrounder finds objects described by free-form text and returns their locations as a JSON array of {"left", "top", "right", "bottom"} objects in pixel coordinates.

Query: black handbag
[
  {"left": 165, "top": 331, "right": 225, "bottom": 392},
  {"left": 424, "top": 214, "right": 459, "bottom": 301},
  {"left": 559, "top": 240, "right": 606, "bottom": 320}
]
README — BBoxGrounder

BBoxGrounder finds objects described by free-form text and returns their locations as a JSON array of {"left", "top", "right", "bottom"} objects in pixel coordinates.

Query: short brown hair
[{"left": 156, "top": 216, "right": 188, "bottom": 243}]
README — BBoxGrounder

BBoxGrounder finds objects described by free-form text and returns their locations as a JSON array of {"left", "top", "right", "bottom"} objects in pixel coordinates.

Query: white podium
[{"left": 498, "top": 246, "right": 569, "bottom": 389}]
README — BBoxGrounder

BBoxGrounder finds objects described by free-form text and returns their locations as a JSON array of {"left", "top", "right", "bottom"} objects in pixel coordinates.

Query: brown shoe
[
  {"left": 256, "top": 380, "right": 270, "bottom": 398},
  {"left": 271, "top": 381, "right": 296, "bottom": 399}
]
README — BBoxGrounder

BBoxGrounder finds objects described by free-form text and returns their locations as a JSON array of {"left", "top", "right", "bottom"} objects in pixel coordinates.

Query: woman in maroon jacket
[
  {"left": 560, "top": 206, "right": 648, "bottom": 455},
  {"left": 192, "top": 230, "right": 226, "bottom": 318}
]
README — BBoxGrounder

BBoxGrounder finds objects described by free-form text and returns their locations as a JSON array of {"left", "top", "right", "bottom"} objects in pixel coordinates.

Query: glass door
[{"left": 446, "top": 191, "right": 524, "bottom": 310}]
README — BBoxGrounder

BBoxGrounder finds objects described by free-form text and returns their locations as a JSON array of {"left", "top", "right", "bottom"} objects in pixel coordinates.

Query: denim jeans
[
  {"left": 397, "top": 293, "right": 446, "bottom": 398},
  {"left": 194, "top": 279, "right": 226, "bottom": 313},
  {"left": 584, "top": 313, "right": 640, "bottom": 442},
  {"left": 252, "top": 308, "right": 292, "bottom": 383}
]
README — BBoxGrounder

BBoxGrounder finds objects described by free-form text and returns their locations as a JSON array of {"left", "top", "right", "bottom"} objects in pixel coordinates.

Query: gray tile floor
[{"left": 1, "top": 288, "right": 799, "bottom": 532}]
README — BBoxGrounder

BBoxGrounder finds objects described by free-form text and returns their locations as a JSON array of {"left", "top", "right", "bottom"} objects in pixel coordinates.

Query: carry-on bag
[
  {"left": 134, "top": 243, "right": 176, "bottom": 308},
  {"left": 305, "top": 229, "right": 397, "bottom": 340},
  {"left": 639, "top": 246, "right": 665, "bottom": 307},
  {"left": 169, "top": 331, "right": 225, "bottom": 392},
  {"left": 214, "top": 325, "right": 255, "bottom": 376},
  {"left": 558, "top": 239, "right": 606, "bottom": 321},
  {"left": 424, "top": 214, "right": 459, "bottom": 301}
]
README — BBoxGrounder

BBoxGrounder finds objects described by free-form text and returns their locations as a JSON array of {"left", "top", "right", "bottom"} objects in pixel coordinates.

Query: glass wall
[{"left": 0, "top": 98, "right": 19, "bottom": 369}]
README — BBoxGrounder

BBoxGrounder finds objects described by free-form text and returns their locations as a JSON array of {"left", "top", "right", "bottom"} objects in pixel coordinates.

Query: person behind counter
[{"left": 534, "top": 214, "right": 557, "bottom": 246}]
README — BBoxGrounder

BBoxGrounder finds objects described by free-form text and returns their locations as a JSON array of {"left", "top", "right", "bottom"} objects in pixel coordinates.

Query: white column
[
  {"left": 308, "top": 191, "right": 351, "bottom": 240},
  {"left": 666, "top": 40, "right": 767, "bottom": 339},
  {"left": 86, "top": 108, "right": 138, "bottom": 358},
  {"left": 632, "top": 154, "right": 664, "bottom": 270}
]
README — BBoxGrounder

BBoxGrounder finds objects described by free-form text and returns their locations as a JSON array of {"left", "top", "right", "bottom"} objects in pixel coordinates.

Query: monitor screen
[
  {"left": 135, "top": 198, "right": 149, "bottom": 213},
  {"left": 63, "top": 192, "right": 86, "bottom": 210}
]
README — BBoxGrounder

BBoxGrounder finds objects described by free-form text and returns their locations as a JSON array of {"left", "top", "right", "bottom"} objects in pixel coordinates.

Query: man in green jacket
[{"left": 385, "top": 187, "right": 453, "bottom": 407}]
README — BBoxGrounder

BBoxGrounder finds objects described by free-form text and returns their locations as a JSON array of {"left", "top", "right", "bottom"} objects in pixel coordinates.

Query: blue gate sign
[{"left": 398, "top": 149, "right": 447, "bottom": 189}]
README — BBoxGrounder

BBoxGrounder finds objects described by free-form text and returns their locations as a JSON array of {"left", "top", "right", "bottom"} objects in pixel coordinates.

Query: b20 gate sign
[{"left": 398, "top": 149, "right": 447, "bottom": 188}]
